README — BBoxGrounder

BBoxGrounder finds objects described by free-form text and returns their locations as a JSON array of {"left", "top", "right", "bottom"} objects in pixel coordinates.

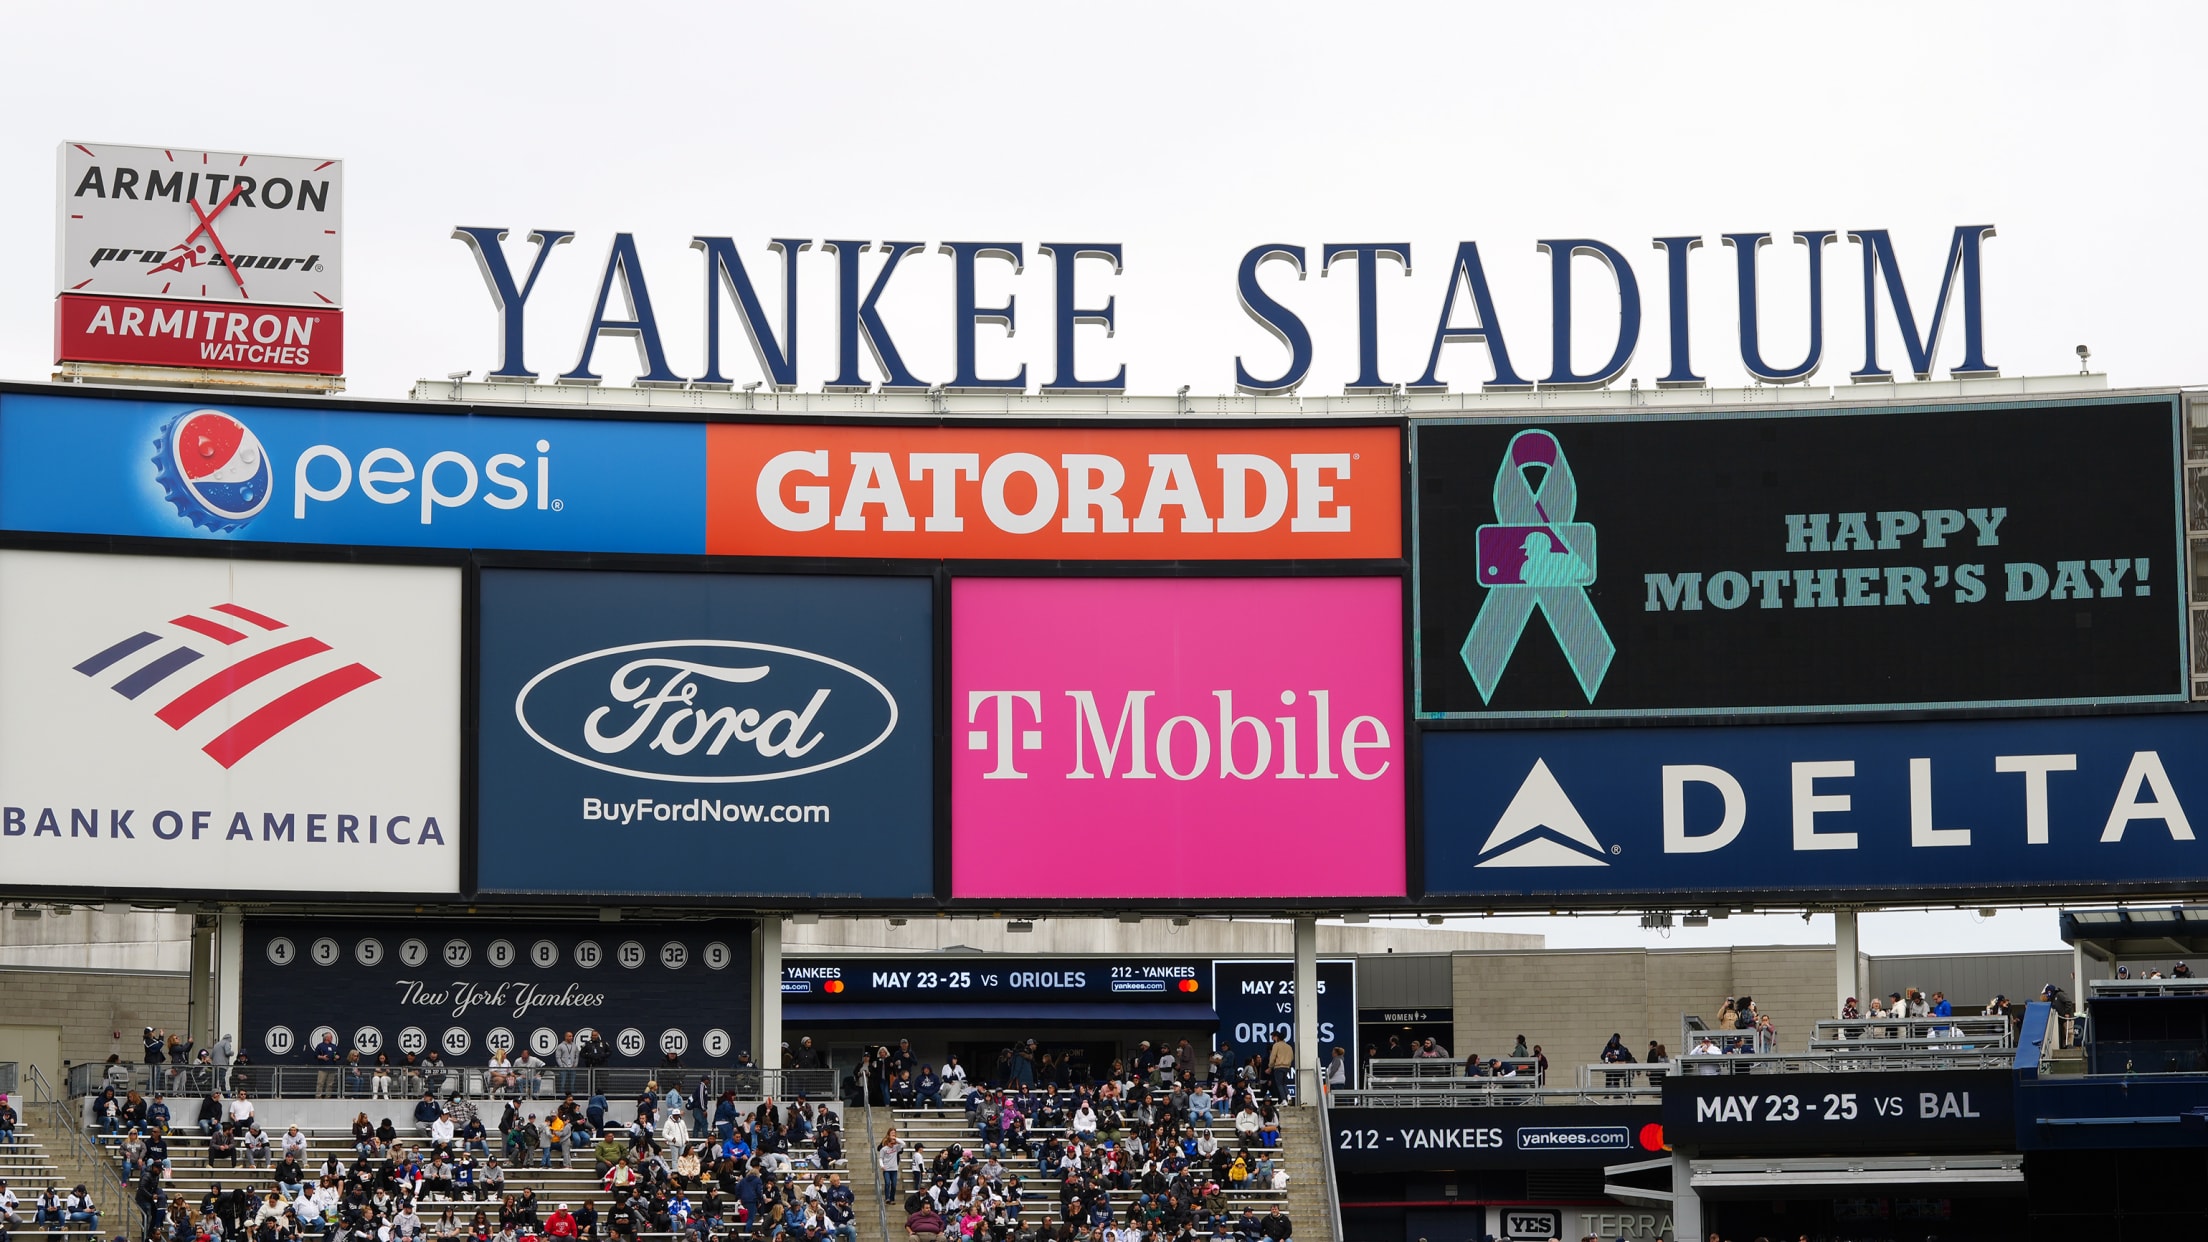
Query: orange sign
[{"left": 705, "top": 424, "right": 1400, "bottom": 560}]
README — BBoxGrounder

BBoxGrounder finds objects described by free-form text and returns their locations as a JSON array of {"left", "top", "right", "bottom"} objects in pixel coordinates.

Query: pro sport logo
[
  {"left": 1474, "top": 758, "right": 1611, "bottom": 867},
  {"left": 74, "top": 601, "right": 378, "bottom": 769},
  {"left": 154, "top": 409, "right": 271, "bottom": 531}
]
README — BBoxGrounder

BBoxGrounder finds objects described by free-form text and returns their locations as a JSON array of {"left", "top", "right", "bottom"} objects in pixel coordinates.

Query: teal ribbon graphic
[{"left": 1460, "top": 429, "right": 1615, "bottom": 703}]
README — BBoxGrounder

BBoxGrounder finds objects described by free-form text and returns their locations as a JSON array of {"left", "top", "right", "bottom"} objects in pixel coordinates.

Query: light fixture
[
  {"left": 790, "top": 912, "right": 820, "bottom": 925},
  {"left": 2076, "top": 344, "right": 2091, "bottom": 374},
  {"left": 1007, "top": 920, "right": 1034, "bottom": 934},
  {"left": 1341, "top": 913, "right": 1371, "bottom": 924},
  {"left": 1427, "top": 915, "right": 1446, "bottom": 926},
  {"left": 1118, "top": 914, "right": 1145, "bottom": 925},
  {"left": 1683, "top": 914, "right": 1710, "bottom": 928},
  {"left": 1978, "top": 908, "right": 1998, "bottom": 918},
  {"left": 888, "top": 918, "right": 908, "bottom": 927},
  {"left": 1171, "top": 916, "right": 1190, "bottom": 927}
]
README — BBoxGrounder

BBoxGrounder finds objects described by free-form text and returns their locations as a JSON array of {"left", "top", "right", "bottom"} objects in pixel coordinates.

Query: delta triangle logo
[{"left": 1474, "top": 758, "right": 1610, "bottom": 867}]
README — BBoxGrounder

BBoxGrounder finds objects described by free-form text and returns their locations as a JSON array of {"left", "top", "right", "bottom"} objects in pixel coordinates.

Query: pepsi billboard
[
  {"left": 0, "top": 392, "right": 703, "bottom": 552},
  {"left": 1424, "top": 710, "right": 2208, "bottom": 906},
  {"left": 1414, "top": 396, "right": 2186, "bottom": 719},
  {"left": 239, "top": 917, "right": 754, "bottom": 1067},
  {"left": 474, "top": 568, "right": 934, "bottom": 900}
]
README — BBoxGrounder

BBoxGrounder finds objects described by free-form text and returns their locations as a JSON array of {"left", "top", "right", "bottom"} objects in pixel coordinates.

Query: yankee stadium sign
[{"left": 453, "top": 224, "right": 1997, "bottom": 393}]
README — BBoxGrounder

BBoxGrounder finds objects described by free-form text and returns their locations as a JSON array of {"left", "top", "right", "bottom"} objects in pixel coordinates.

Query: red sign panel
[
  {"left": 55, "top": 294, "right": 344, "bottom": 376},
  {"left": 706, "top": 423, "right": 1401, "bottom": 560}
]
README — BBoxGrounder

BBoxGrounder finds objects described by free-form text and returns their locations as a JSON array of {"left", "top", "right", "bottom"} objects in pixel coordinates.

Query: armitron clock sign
[{"left": 54, "top": 142, "right": 345, "bottom": 378}]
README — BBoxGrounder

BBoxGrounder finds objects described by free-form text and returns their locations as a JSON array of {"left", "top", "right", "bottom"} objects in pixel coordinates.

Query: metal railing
[
  {"left": 1333, "top": 1083, "right": 1659, "bottom": 1107},
  {"left": 1314, "top": 1082, "right": 1345, "bottom": 1242},
  {"left": 69, "top": 1062, "right": 837, "bottom": 1102},
  {"left": 858, "top": 1074, "right": 890, "bottom": 1242},
  {"left": 1364, "top": 1056, "right": 1542, "bottom": 1084},
  {"left": 1671, "top": 1049, "right": 2014, "bottom": 1075},
  {"left": 1679, "top": 1014, "right": 1778, "bottom": 1056},
  {"left": 1803, "top": 1015, "right": 2013, "bottom": 1052},
  {"left": 27, "top": 1062, "right": 131, "bottom": 1236}
]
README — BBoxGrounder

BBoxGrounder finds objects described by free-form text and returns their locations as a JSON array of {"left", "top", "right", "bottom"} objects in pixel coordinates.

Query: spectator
[
  {"left": 1265, "top": 1035, "right": 1293, "bottom": 1102},
  {"left": 210, "top": 1034, "right": 235, "bottom": 1091},
  {"left": 1326, "top": 1048, "right": 1347, "bottom": 1089},
  {"left": 313, "top": 1032, "right": 342, "bottom": 1098},
  {"left": 554, "top": 1033, "right": 582, "bottom": 1095},
  {"left": 196, "top": 1092, "right": 226, "bottom": 1136},
  {"left": 1411, "top": 1038, "right": 1448, "bottom": 1060},
  {"left": 875, "top": 1127, "right": 903, "bottom": 1202}
]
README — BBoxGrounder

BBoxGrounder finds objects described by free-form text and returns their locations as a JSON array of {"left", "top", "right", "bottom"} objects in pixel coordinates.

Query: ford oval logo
[{"left": 514, "top": 640, "right": 898, "bottom": 783}]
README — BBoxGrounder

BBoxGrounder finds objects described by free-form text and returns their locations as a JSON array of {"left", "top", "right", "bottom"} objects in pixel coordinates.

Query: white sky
[{"left": 1, "top": 2, "right": 2197, "bottom": 958}]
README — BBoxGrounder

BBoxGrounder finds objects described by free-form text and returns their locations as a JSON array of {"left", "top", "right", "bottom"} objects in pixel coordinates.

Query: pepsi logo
[
  {"left": 154, "top": 409, "right": 271, "bottom": 531},
  {"left": 514, "top": 640, "right": 899, "bottom": 783}
]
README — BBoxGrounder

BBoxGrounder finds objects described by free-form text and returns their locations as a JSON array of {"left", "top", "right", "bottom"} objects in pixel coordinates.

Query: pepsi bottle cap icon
[{"left": 153, "top": 409, "right": 272, "bottom": 532}]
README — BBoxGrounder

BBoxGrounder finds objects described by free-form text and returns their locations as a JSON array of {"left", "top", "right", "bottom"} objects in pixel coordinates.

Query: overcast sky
[{"left": 4, "top": 3, "right": 2198, "bottom": 960}]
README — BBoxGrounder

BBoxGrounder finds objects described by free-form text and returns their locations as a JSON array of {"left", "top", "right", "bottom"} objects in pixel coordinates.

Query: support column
[
  {"left": 188, "top": 914, "right": 216, "bottom": 1050},
  {"left": 756, "top": 917, "right": 783, "bottom": 1075},
  {"left": 1293, "top": 916, "right": 1319, "bottom": 1105},
  {"left": 1834, "top": 909, "right": 1859, "bottom": 1019},
  {"left": 1670, "top": 1148, "right": 1702, "bottom": 1239},
  {"left": 215, "top": 909, "right": 244, "bottom": 1056}
]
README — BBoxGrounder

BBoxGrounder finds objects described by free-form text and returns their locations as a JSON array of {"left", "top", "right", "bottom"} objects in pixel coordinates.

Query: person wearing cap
[{"left": 546, "top": 1203, "right": 578, "bottom": 1239}]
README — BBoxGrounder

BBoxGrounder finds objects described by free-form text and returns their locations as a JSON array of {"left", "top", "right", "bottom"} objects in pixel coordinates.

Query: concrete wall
[
  {"left": 1449, "top": 944, "right": 1837, "bottom": 1071},
  {"left": 0, "top": 965, "right": 189, "bottom": 1082},
  {"left": 1870, "top": 950, "right": 2075, "bottom": 1010},
  {"left": 783, "top": 917, "right": 1541, "bottom": 956},
  {"left": 1355, "top": 954, "right": 1454, "bottom": 1008},
  {"left": 0, "top": 907, "right": 191, "bottom": 971}
]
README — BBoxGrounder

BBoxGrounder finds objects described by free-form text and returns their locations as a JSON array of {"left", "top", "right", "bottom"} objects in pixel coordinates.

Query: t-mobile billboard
[{"left": 951, "top": 577, "right": 1405, "bottom": 900}]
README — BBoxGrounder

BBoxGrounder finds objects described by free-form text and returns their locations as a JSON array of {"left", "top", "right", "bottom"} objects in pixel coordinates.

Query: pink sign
[{"left": 952, "top": 577, "right": 1405, "bottom": 899}]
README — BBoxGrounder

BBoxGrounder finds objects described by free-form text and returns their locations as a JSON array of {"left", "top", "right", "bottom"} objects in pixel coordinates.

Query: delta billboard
[
  {"left": 0, "top": 551, "right": 460, "bottom": 896},
  {"left": 951, "top": 577, "right": 1405, "bottom": 900},
  {"left": 1424, "top": 711, "right": 2208, "bottom": 905},
  {"left": 474, "top": 569, "right": 935, "bottom": 900}
]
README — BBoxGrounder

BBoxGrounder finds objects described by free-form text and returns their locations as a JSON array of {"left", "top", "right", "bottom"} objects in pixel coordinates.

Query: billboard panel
[
  {"left": 239, "top": 918, "right": 754, "bottom": 1066},
  {"left": 0, "top": 551, "right": 460, "bottom": 895},
  {"left": 58, "top": 143, "right": 343, "bottom": 307},
  {"left": 708, "top": 424, "right": 1399, "bottom": 560},
  {"left": 1424, "top": 711, "right": 2208, "bottom": 905},
  {"left": 475, "top": 569, "right": 934, "bottom": 899},
  {"left": 1414, "top": 398, "right": 2185, "bottom": 718},
  {"left": 0, "top": 394, "right": 704, "bottom": 552},
  {"left": 1328, "top": 1104, "right": 1666, "bottom": 1171},
  {"left": 1210, "top": 958, "right": 1357, "bottom": 1086},
  {"left": 781, "top": 957, "right": 1208, "bottom": 1002},
  {"left": 1662, "top": 1069, "right": 2011, "bottom": 1154},
  {"left": 950, "top": 577, "right": 1405, "bottom": 900}
]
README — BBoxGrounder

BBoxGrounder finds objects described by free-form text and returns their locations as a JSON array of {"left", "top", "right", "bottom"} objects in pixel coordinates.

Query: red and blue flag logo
[{"left": 74, "top": 601, "right": 378, "bottom": 768}]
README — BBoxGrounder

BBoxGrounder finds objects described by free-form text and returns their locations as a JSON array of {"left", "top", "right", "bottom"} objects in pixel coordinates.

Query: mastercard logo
[
  {"left": 1178, "top": 979, "right": 1201, "bottom": 993},
  {"left": 824, "top": 980, "right": 845, "bottom": 994},
  {"left": 1638, "top": 1123, "right": 1666, "bottom": 1151}
]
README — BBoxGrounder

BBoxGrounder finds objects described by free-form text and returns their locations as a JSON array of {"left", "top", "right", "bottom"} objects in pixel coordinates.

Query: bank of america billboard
[
  {"left": 474, "top": 569, "right": 934, "bottom": 900},
  {"left": 0, "top": 551, "right": 461, "bottom": 896},
  {"left": 1413, "top": 396, "right": 2186, "bottom": 719}
]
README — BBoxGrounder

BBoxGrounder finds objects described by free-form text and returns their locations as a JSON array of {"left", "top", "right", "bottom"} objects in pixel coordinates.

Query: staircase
[
  {"left": 847, "top": 1108, "right": 893, "bottom": 1242},
  {"left": 1273, "top": 1109, "right": 1336, "bottom": 1242}
]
